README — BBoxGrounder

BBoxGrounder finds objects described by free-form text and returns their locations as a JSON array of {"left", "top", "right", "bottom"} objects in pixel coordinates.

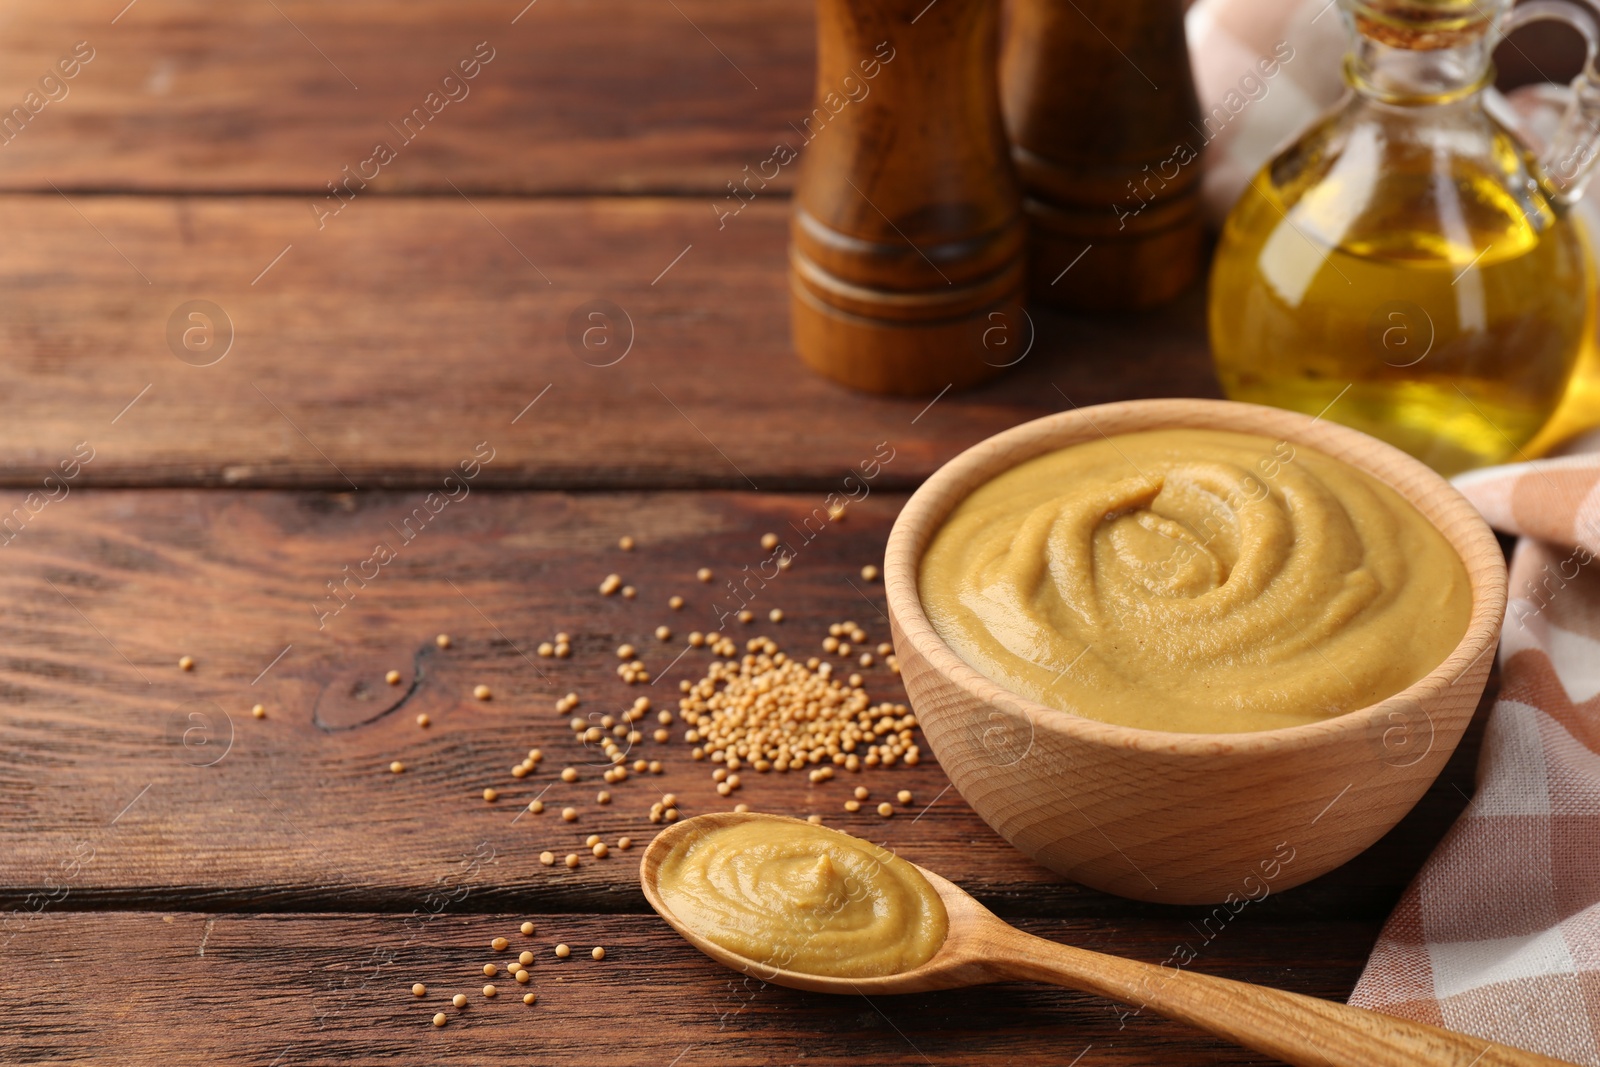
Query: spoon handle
[{"left": 992, "top": 926, "right": 1571, "bottom": 1066}]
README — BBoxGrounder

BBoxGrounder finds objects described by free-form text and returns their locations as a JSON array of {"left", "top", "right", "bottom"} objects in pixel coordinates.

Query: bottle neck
[{"left": 1346, "top": 31, "right": 1494, "bottom": 104}]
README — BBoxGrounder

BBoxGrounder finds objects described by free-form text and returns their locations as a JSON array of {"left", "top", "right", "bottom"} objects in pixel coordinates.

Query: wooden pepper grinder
[
  {"left": 790, "top": 0, "right": 1027, "bottom": 395},
  {"left": 1002, "top": 0, "right": 1203, "bottom": 309}
]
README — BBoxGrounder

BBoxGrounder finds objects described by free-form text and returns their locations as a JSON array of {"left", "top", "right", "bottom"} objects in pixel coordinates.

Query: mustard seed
[
  {"left": 386, "top": 669, "right": 402, "bottom": 685},
  {"left": 878, "top": 802, "right": 893, "bottom": 817},
  {"left": 390, "top": 761, "right": 405, "bottom": 774},
  {"left": 416, "top": 713, "right": 431, "bottom": 727},
  {"left": 844, "top": 800, "right": 861, "bottom": 812},
  {"left": 540, "top": 851, "right": 555, "bottom": 866},
  {"left": 878, "top": 643, "right": 893, "bottom": 656},
  {"left": 483, "top": 984, "right": 497, "bottom": 998},
  {"left": 617, "top": 836, "right": 632, "bottom": 850},
  {"left": 512, "top": 764, "right": 529, "bottom": 778},
  {"left": 412, "top": 983, "right": 427, "bottom": 996},
  {"left": 738, "top": 610, "right": 753, "bottom": 624},
  {"left": 585, "top": 834, "right": 601, "bottom": 847},
  {"left": 452, "top": 993, "right": 468, "bottom": 1008},
  {"left": 654, "top": 626, "right": 672, "bottom": 643},
  {"left": 561, "top": 767, "right": 578, "bottom": 783},
  {"left": 591, "top": 946, "right": 605, "bottom": 961},
  {"left": 529, "top": 800, "right": 544, "bottom": 814},
  {"left": 432, "top": 1012, "right": 447, "bottom": 1027},
  {"left": 555, "top": 944, "right": 571, "bottom": 958},
  {"left": 807, "top": 814, "right": 823, "bottom": 825},
  {"left": 897, "top": 790, "right": 913, "bottom": 804},
  {"left": 597, "top": 790, "right": 611, "bottom": 804},
  {"left": 689, "top": 631, "right": 705, "bottom": 647},
  {"left": 523, "top": 992, "right": 537, "bottom": 1005},
  {"left": 648, "top": 760, "right": 663, "bottom": 774},
  {"left": 664, "top": 807, "right": 679, "bottom": 821},
  {"left": 761, "top": 533, "right": 779, "bottom": 550},
  {"left": 515, "top": 968, "right": 531, "bottom": 983},
  {"left": 859, "top": 653, "right": 873, "bottom": 668},
  {"left": 633, "top": 759, "right": 648, "bottom": 772},
  {"left": 483, "top": 788, "right": 500, "bottom": 803},
  {"left": 473, "top": 684, "right": 492, "bottom": 701},
  {"left": 565, "top": 854, "right": 579, "bottom": 868},
  {"left": 252, "top": 704, "right": 266, "bottom": 719},
  {"left": 593, "top": 842, "right": 609, "bottom": 858},
  {"left": 669, "top": 595, "right": 684, "bottom": 611},
  {"left": 178, "top": 656, "right": 194, "bottom": 671},
  {"left": 734, "top": 803, "right": 750, "bottom": 813},
  {"left": 520, "top": 922, "right": 535, "bottom": 936},
  {"left": 854, "top": 786, "right": 869, "bottom": 800},
  {"left": 562, "top": 807, "right": 578, "bottom": 821},
  {"left": 861, "top": 565, "right": 879, "bottom": 581},
  {"left": 538, "top": 642, "right": 554, "bottom": 657},
  {"left": 600, "top": 574, "right": 622, "bottom": 595},
  {"left": 483, "top": 964, "right": 498, "bottom": 977},
  {"left": 492, "top": 937, "right": 508, "bottom": 952},
  {"left": 555, "top": 642, "right": 571, "bottom": 658},
  {"left": 769, "top": 609, "right": 784, "bottom": 622},
  {"left": 619, "top": 535, "right": 635, "bottom": 551},
  {"left": 696, "top": 567, "right": 714, "bottom": 583},
  {"left": 622, "top": 585, "right": 636, "bottom": 599}
]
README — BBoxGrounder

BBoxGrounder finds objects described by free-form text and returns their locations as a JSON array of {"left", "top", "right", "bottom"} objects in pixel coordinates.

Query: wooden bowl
[{"left": 884, "top": 399, "right": 1506, "bottom": 904}]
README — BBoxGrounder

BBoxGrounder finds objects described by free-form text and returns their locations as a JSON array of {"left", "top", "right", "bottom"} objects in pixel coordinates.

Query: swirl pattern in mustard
[
  {"left": 919, "top": 429, "right": 1470, "bottom": 733},
  {"left": 656, "top": 819, "right": 946, "bottom": 977}
]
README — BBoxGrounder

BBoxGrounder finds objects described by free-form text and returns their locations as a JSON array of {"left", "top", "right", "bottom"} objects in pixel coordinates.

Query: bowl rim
[{"left": 883, "top": 397, "right": 1508, "bottom": 756}]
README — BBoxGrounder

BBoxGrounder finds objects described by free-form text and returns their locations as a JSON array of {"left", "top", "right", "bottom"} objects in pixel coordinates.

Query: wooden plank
[
  {"left": 0, "top": 0, "right": 812, "bottom": 194},
  {"left": 0, "top": 487, "right": 1478, "bottom": 916},
  {"left": 0, "top": 195, "right": 1217, "bottom": 489},
  {"left": 0, "top": 911, "right": 1374, "bottom": 1064}
]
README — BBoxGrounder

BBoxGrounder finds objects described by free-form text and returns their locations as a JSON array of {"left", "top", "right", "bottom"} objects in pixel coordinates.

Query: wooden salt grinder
[
  {"left": 790, "top": 0, "right": 1027, "bottom": 396},
  {"left": 1002, "top": 0, "right": 1203, "bottom": 309}
]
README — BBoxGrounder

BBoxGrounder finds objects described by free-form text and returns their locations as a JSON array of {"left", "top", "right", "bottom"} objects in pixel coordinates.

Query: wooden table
[{"left": 0, "top": 2, "right": 1488, "bottom": 1062}]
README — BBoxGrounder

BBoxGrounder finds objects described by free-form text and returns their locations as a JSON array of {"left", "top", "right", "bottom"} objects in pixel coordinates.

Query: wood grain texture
[
  {"left": 0, "top": 0, "right": 811, "bottom": 195},
  {"left": 0, "top": 486, "right": 1484, "bottom": 917},
  {"left": 885, "top": 400, "right": 1506, "bottom": 903},
  {"left": 0, "top": 194, "right": 1217, "bottom": 490},
  {"left": 0, "top": 911, "right": 1374, "bottom": 1065}
]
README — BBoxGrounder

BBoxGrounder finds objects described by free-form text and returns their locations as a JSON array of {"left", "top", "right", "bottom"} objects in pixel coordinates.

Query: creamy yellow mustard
[
  {"left": 656, "top": 820, "right": 947, "bottom": 977},
  {"left": 919, "top": 429, "right": 1471, "bottom": 733}
]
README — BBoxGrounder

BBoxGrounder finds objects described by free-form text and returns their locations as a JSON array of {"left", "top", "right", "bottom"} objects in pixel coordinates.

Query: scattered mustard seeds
[
  {"left": 617, "top": 837, "right": 632, "bottom": 850},
  {"left": 878, "top": 802, "right": 894, "bottom": 817},
  {"left": 521, "top": 922, "right": 535, "bottom": 936},
  {"left": 540, "top": 852, "right": 555, "bottom": 866},
  {"left": 761, "top": 533, "right": 779, "bottom": 550},
  {"left": 562, "top": 807, "right": 578, "bottom": 822},
  {"left": 178, "top": 656, "right": 194, "bottom": 671},
  {"left": 390, "top": 761, "right": 405, "bottom": 774},
  {"left": 565, "top": 854, "right": 579, "bottom": 868},
  {"left": 252, "top": 704, "right": 266, "bottom": 719},
  {"left": 483, "top": 984, "right": 497, "bottom": 998},
  {"left": 844, "top": 800, "right": 861, "bottom": 813},
  {"left": 416, "top": 713, "right": 431, "bottom": 728},
  {"left": 529, "top": 800, "right": 544, "bottom": 814},
  {"left": 523, "top": 992, "right": 537, "bottom": 1005},
  {"left": 560, "top": 767, "right": 578, "bottom": 783},
  {"left": 622, "top": 585, "right": 636, "bottom": 599},
  {"left": 696, "top": 568, "right": 713, "bottom": 583},
  {"left": 519, "top": 949, "right": 534, "bottom": 963},
  {"left": 593, "top": 842, "right": 609, "bottom": 858},
  {"left": 669, "top": 595, "right": 684, "bottom": 610},
  {"left": 436, "top": 634, "right": 452, "bottom": 648},
  {"left": 483, "top": 964, "right": 498, "bottom": 977},
  {"left": 483, "top": 788, "right": 499, "bottom": 802},
  {"left": 386, "top": 669, "right": 402, "bottom": 685},
  {"left": 655, "top": 625, "right": 672, "bottom": 641},
  {"left": 473, "top": 684, "right": 492, "bottom": 701},
  {"left": 452, "top": 993, "right": 468, "bottom": 1008},
  {"left": 600, "top": 574, "right": 622, "bottom": 595},
  {"left": 619, "top": 535, "right": 635, "bottom": 551},
  {"left": 861, "top": 565, "right": 880, "bottom": 581},
  {"left": 555, "top": 944, "right": 571, "bottom": 958},
  {"left": 412, "top": 983, "right": 427, "bottom": 997},
  {"left": 432, "top": 1012, "right": 447, "bottom": 1027},
  {"left": 492, "top": 937, "right": 508, "bottom": 952},
  {"left": 854, "top": 786, "right": 869, "bottom": 800},
  {"left": 591, "top": 947, "right": 605, "bottom": 961},
  {"left": 769, "top": 608, "right": 784, "bottom": 623},
  {"left": 515, "top": 969, "right": 531, "bottom": 984}
]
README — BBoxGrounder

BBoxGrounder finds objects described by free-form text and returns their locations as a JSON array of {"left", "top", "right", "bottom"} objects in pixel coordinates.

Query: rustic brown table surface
[{"left": 0, "top": 2, "right": 1492, "bottom": 1063}]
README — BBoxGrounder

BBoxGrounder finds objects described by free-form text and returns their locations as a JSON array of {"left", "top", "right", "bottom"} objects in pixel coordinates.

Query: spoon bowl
[{"left": 642, "top": 813, "right": 1571, "bottom": 1067}]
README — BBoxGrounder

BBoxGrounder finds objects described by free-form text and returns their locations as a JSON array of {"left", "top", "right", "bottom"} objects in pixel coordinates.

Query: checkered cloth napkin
[{"left": 1341, "top": 456, "right": 1600, "bottom": 1064}]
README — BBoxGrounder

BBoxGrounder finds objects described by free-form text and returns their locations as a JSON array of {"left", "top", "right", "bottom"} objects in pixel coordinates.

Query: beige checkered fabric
[{"left": 1344, "top": 455, "right": 1600, "bottom": 1064}]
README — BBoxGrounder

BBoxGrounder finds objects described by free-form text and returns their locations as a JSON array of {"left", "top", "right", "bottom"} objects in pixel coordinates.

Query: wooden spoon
[{"left": 641, "top": 813, "right": 1572, "bottom": 1067}]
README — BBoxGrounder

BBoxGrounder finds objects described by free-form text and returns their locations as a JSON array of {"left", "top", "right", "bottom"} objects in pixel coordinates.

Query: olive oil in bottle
[{"left": 1209, "top": 0, "right": 1599, "bottom": 475}]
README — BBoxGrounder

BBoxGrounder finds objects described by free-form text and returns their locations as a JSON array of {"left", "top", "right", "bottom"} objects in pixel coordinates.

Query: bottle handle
[{"left": 1508, "top": 0, "right": 1600, "bottom": 201}]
